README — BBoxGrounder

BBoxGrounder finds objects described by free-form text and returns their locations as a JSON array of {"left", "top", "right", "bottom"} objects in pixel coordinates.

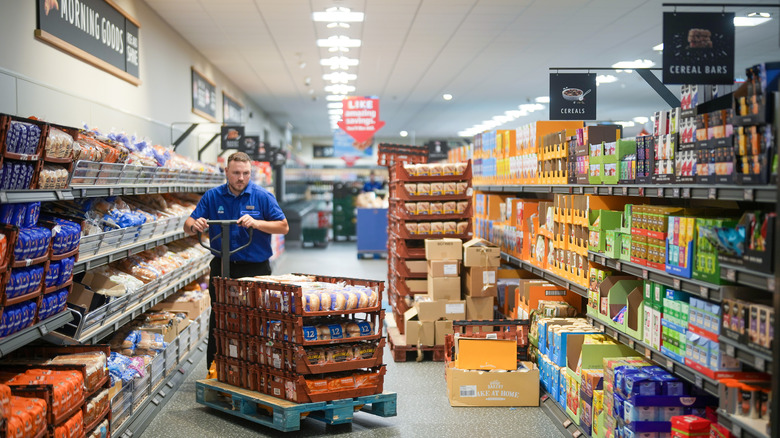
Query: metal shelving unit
[
  {"left": 74, "top": 230, "right": 187, "bottom": 275},
  {"left": 475, "top": 183, "right": 776, "bottom": 203},
  {"left": 586, "top": 317, "right": 720, "bottom": 397},
  {"left": 0, "top": 311, "right": 73, "bottom": 358},
  {"left": 587, "top": 251, "right": 722, "bottom": 302},
  {"left": 540, "top": 390, "right": 590, "bottom": 438},
  {"left": 717, "top": 408, "right": 770, "bottom": 438},
  {"left": 0, "top": 184, "right": 218, "bottom": 203},
  {"left": 720, "top": 263, "right": 776, "bottom": 293},
  {"left": 500, "top": 252, "right": 587, "bottom": 298},
  {"left": 719, "top": 336, "right": 773, "bottom": 373}
]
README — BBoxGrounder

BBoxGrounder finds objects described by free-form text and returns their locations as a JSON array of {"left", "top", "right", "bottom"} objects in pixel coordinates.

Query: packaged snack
[
  {"left": 430, "top": 222, "right": 443, "bottom": 234},
  {"left": 456, "top": 182, "right": 468, "bottom": 195},
  {"left": 45, "top": 128, "right": 75, "bottom": 159},
  {"left": 443, "top": 222, "right": 456, "bottom": 234},
  {"left": 5, "top": 121, "right": 42, "bottom": 155},
  {"left": 457, "top": 201, "right": 468, "bottom": 214},
  {"left": 443, "top": 202, "right": 456, "bottom": 214},
  {"left": 354, "top": 343, "right": 377, "bottom": 360},
  {"left": 404, "top": 183, "right": 417, "bottom": 196},
  {"left": 456, "top": 221, "right": 468, "bottom": 234},
  {"left": 303, "top": 293, "right": 321, "bottom": 312},
  {"left": 430, "top": 183, "right": 443, "bottom": 196},
  {"left": 405, "top": 223, "right": 418, "bottom": 235},
  {"left": 454, "top": 162, "right": 467, "bottom": 175},
  {"left": 417, "top": 222, "right": 431, "bottom": 235},
  {"left": 417, "top": 183, "right": 431, "bottom": 196},
  {"left": 415, "top": 164, "right": 430, "bottom": 177},
  {"left": 405, "top": 203, "right": 417, "bottom": 215},
  {"left": 442, "top": 163, "right": 456, "bottom": 175},
  {"left": 443, "top": 182, "right": 456, "bottom": 195},
  {"left": 428, "top": 163, "right": 443, "bottom": 176},
  {"left": 416, "top": 202, "right": 430, "bottom": 215},
  {"left": 430, "top": 202, "right": 442, "bottom": 215}
]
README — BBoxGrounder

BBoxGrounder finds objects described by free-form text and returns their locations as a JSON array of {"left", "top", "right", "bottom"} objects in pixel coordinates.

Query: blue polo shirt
[{"left": 190, "top": 182, "right": 285, "bottom": 262}]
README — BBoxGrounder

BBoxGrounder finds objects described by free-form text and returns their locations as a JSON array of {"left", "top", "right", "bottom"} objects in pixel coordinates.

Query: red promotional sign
[{"left": 337, "top": 97, "right": 385, "bottom": 143}]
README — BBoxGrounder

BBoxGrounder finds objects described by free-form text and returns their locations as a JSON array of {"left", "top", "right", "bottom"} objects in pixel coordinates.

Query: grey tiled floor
[{"left": 142, "top": 242, "right": 564, "bottom": 437}]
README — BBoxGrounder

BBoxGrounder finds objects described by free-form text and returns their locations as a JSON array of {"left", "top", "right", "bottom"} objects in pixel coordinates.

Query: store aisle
[{"left": 143, "top": 243, "right": 564, "bottom": 438}]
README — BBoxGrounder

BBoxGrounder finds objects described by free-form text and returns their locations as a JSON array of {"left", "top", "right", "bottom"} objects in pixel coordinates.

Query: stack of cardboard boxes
[
  {"left": 404, "top": 238, "right": 465, "bottom": 347},
  {"left": 462, "top": 238, "right": 500, "bottom": 321}
]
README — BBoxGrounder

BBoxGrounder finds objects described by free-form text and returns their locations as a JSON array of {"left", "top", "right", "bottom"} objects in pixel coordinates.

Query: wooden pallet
[
  {"left": 385, "top": 316, "right": 445, "bottom": 362},
  {"left": 357, "top": 251, "right": 387, "bottom": 259},
  {"left": 196, "top": 379, "right": 397, "bottom": 433}
]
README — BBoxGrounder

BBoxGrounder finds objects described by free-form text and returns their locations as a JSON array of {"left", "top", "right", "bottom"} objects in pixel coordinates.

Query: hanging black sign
[
  {"left": 221, "top": 125, "right": 244, "bottom": 150},
  {"left": 269, "top": 147, "right": 287, "bottom": 167},
  {"left": 549, "top": 73, "right": 597, "bottom": 120},
  {"left": 35, "top": 0, "right": 140, "bottom": 84},
  {"left": 238, "top": 135, "right": 259, "bottom": 156},
  {"left": 223, "top": 92, "right": 243, "bottom": 124},
  {"left": 313, "top": 145, "right": 335, "bottom": 158},
  {"left": 663, "top": 12, "right": 735, "bottom": 85},
  {"left": 426, "top": 140, "right": 450, "bottom": 161},
  {"left": 252, "top": 142, "right": 272, "bottom": 162},
  {"left": 192, "top": 68, "right": 217, "bottom": 122}
]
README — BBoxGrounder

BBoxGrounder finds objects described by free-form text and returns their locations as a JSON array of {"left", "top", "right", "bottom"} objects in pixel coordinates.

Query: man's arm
[
  {"left": 236, "top": 215, "right": 289, "bottom": 235},
  {"left": 184, "top": 216, "right": 209, "bottom": 236}
]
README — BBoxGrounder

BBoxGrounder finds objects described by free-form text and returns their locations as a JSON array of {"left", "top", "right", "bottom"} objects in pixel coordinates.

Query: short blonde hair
[{"left": 227, "top": 152, "right": 251, "bottom": 165}]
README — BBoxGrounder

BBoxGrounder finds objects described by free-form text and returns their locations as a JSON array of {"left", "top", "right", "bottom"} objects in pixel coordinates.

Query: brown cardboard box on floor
[
  {"left": 444, "top": 300, "right": 466, "bottom": 320},
  {"left": 428, "top": 277, "right": 461, "bottom": 301},
  {"left": 404, "top": 307, "right": 435, "bottom": 346},
  {"left": 463, "top": 266, "right": 498, "bottom": 297},
  {"left": 428, "top": 260, "right": 461, "bottom": 277},
  {"left": 414, "top": 300, "right": 446, "bottom": 321},
  {"left": 425, "top": 238, "right": 463, "bottom": 261},
  {"left": 435, "top": 320, "right": 453, "bottom": 345},
  {"left": 446, "top": 362, "right": 540, "bottom": 407},
  {"left": 463, "top": 238, "right": 501, "bottom": 267},
  {"left": 466, "top": 296, "right": 494, "bottom": 320}
]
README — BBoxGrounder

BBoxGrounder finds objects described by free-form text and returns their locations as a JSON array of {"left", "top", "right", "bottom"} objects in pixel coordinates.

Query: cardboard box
[
  {"left": 463, "top": 267, "right": 498, "bottom": 297},
  {"left": 456, "top": 338, "right": 517, "bottom": 370},
  {"left": 428, "top": 260, "right": 461, "bottom": 277},
  {"left": 444, "top": 300, "right": 466, "bottom": 320},
  {"left": 435, "top": 320, "right": 453, "bottom": 345},
  {"left": 69, "top": 272, "right": 126, "bottom": 312},
  {"left": 405, "top": 279, "right": 428, "bottom": 293},
  {"left": 153, "top": 293, "right": 210, "bottom": 319},
  {"left": 414, "top": 300, "right": 446, "bottom": 321},
  {"left": 141, "top": 323, "right": 177, "bottom": 343},
  {"left": 405, "top": 260, "right": 428, "bottom": 273},
  {"left": 428, "top": 277, "right": 461, "bottom": 301},
  {"left": 404, "top": 307, "right": 435, "bottom": 346},
  {"left": 516, "top": 279, "right": 582, "bottom": 318},
  {"left": 466, "top": 296, "right": 494, "bottom": 320},
  {"left": 446, "top": 361, "right": 540, "bottom": 407},
  {"left": 463, "top": 238, "right": 501, "bottom": 267},
  {"left": 425, "top": 238, "right": 463, "bottom": 261}
]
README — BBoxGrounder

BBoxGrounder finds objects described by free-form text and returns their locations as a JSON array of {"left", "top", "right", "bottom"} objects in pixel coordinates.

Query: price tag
[
  {"left": 666, "top": 358, "right": 674, "bottom": 369},
  {"left": 725, "top": 344, "right": 735, "bottom": 357},
  {"left": 568, "top": 187, "right": 573, "bottom": 194},
  {"left": 725, "top": 269, "right": 736, "bottom": 282},
  {"left": 708, "top": 188, "right": 717, "bottom": 199},
  {"left": 682, "top": 188, "right": 691, "bottom": 198},
  {"left": 563, "top": 420, "right": 572, "bottom": 428},
  {"left": 39, "top": 325, "right": 48, "bottom": 336},
  {"left": 578, "top": 187, "right": 584, "bottom": 194},
  {"left": 642, "top": 270, "right": 649, "bottom": 279},
  {"left": 672, "top": 188, "right": 680, "bottom": 198},
  {"left": 600, "top": 256, "right": 606, "bottom": 265},
  {"left": 767, "top": 277, "right": 775, "bottom": 292},
  {"left": 644, "top": 347, "right": 652, "bottom": 360},
  {"left": 700, "top": 286, "right": 708, "bottom": 295},
  {"left": 732, "top": 424, "right": 742, "bottom": 437},
  {"left": 628, "top": 340, "right": 635, "bottom": 349},
  {"left": 658, "top": 188, "right": 664, "bottom": 197},
  {"left": 622, "top": 187, "right": 628, "bottom": 196},
  {"left": 615, "top": 262, "right": 622, "bottom": 271},
  {"left": 673, "top": 278, "right": 681, "bottom": 289},
  {"left": 694, "top": 375, "right": 703, "bottom": 389},
  {"left": 755, "top": 357, "right": 766, "bottom": 371},
  {"left": 744, "top": 189, "right": 754, "bottom": 201},
  {"left": 573, "top": 431, "right": 582, "bottom": 438},
  {"left": 638, "top": 187, "right": 645, "bottom": 196}
]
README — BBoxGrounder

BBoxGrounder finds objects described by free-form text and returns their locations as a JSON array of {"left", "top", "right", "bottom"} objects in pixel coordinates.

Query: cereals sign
[
  {"left": 338, "top": 97, "right": 386, "bottom": 143},
  {"left": 36, "top": 0, "right": 141, "bottom": 85}
]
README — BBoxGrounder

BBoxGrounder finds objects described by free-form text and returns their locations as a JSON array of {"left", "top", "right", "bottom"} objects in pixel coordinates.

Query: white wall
[{"left": 0, "top": 0, "right": 284, "bottom": 164}]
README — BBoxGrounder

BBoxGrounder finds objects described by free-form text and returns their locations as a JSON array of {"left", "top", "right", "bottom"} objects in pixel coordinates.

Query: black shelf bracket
[
  {"left": 198, "top": 133, "right": 221, "bottom": 161},
  {"left": 170, "top": 123, "right": 199, "bottom": 151}
]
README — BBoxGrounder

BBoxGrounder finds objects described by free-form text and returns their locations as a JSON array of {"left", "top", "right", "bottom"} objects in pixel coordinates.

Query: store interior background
[{"left": 4, "top": 0, "right": 780, "bottom": 171}]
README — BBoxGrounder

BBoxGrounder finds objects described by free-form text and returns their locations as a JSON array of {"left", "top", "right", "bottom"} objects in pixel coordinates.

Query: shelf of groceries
[
  {"left": 0, "top": 311, "right": 73, "bottom": 358},
  {"left": 501, "top": 252, "right": 588, "bottom": 297}
]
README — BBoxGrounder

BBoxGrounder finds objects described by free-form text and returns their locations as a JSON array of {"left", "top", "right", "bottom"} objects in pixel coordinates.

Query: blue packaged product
[
  {"left": 29, "top": 228, "right": 41, "bottom": 258},
  {"left": 0, "top": 204, "right": 25, "bottom": 227},
  {"left": 39, "top": 296, "right": 49, "bottom": 320},
  {"left": 58, "top": 257, "right": 74, "bottom": 284},
  {"left": 624, "top": 373, "right": 659, "bottom": 397},
  {"left": 25, "top": 202, "right": 40, "bottom": 227},
  {"left": 46, "top": 262, "right": 61, "bottom": 288},
  {"left": 9, "top": 307, "right": 21, "bottom": 334},
  {"left": 302, "top": 325, "right": 317, "bottom": 341}
]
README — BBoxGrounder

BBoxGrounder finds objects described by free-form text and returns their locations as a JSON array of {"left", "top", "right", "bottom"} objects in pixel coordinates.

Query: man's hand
[
  {"left": 191, "top": 217, "right": 209, "bottom": 233},
  {"left": 237, "top": 214, "right": 259, "bottom": 230}
]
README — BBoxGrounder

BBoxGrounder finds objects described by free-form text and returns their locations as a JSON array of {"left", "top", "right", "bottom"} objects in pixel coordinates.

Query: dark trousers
[{"left": 207, "top": 257, "right": 271, "bottom": 370}]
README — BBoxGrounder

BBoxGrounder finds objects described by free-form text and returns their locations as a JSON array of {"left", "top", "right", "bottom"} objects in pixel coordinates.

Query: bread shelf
[
  {"left": 0, "top": 183, "right": 217, "bottom": 204},
  {"left": 474, "top": 183, "right": 777, "bottom": 203},
  {"left": 718, "top": 335, "right": 773, "bottom": 373},
  {"left": 719, "top": 263, "right": 775, "bottom": 293},
  {"left": 587, "top": 251, "right": 722, "bottom": 303},
  {"left": 74, "top": 228, "right": 188, "bottom": 276},
  {"left": 539, "top": 390, "right": 590, "bottom": 438},
  {"left": 586, "top": 317, "right": 720, "bottom": 397},
  {"left": 717, "top": 408, "right": 770, "bottom": 438},
  {"left": 500, "top": 252, "right": 588, "bottom": 298},
  {"left": 49, "top": 255, "right": 212, "bottom": 345},
  {"left": 0, "top": 311, "right": 72, "bottom": 359}
]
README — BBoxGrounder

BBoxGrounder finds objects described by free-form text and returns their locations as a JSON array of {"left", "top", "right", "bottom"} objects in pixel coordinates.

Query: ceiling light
[
  {"left": 324, "top": 84, "right": 355, "bottom": 94},
  {"left": 328, "top": 109, "right": 342, "bottom": 115},
  {"left": 505, "top": 110, "right": 523, "bottom": 119},
  {"left": 298, "top": 61, "right": 307, "bottom": 69},
  {"left": 734, "top": 16, "right": 772, "bottom": 26},
  {"left": 326, "top": 22, "right": 351, "bottom": 29},
  {"left": 749, "top": 12, "right": 771, "bottom": 18},
  {"left": 535, "top": 96, "right": 550, "bottom": 103},
  {"left": 308, "top": 89, "right": 315, "bottom": 95},
  {"left": 313, "top": 7, "right": 364, "bottom": 23},
  {"left": 616, "top": 121, "right": 635, "bottom": 127},
  {"left": 458, "top": 131, "right": 471, "bottom": 137},
  {"left": 326, "top": 95, "right": 347, "bottom": 101},
  {"left": 653, "top": 43, "right": 664, "bottom": 51},
  {"left": 633, "top": 116, "right": 649, "bottom": 124},
  {"left": 519, "top": 103, "right": 545, "bottom": 112},
  {"left": 317, "top": 35, "right": 361, "bottom": 48},
  {"left": 400, "top": 131, "right": 408, "bottom": 137},
  {"left": 611, "top": 59, "right": 655, "bottom": 73},
  {"left": 493, "top": 115, "right": 512, "bottom": 124},
  {"left": 320, "top": 56, "right": 359, "bottom": 69},
  {"left": 442, "top": 94, "right": 453, "bottom": 101},
  {"left": 327, "top": 102, "right": 343, "bottom": 109},
  {"left": 596, "top": 74, "right": 618, "bottom": 84},
  {"left": 323, "top": 72, "right": 357, "bottom": 83}
]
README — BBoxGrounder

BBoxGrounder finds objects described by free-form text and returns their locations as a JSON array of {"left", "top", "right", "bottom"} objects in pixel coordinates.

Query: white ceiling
[{"left": 146, "top": 0, "right": 780, "bottom": 139}]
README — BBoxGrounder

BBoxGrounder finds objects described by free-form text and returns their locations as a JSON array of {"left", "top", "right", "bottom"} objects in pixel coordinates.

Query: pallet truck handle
[{"left": 197, "top": 219, "right": 254, "bottom": 278}]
